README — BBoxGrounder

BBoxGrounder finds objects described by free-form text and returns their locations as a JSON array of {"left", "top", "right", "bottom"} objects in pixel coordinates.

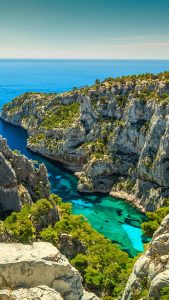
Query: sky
[{"left": 0, "top": 0, "right": 169, "bottom": 59}]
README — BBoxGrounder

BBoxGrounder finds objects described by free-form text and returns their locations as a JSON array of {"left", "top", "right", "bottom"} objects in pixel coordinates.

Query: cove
[
  {"left": 1, "top": 59, "right": 165, "bottom": 256},
  {"left": 0, "top": 118, "right": 148, "bottom": 256}
]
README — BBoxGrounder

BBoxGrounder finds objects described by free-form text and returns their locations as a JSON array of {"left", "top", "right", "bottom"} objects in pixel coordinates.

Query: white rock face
[
  {"left": 0, "top": 286, "right": 63, "bottom": 300},
  {"left": 0, "top": 242, "right": 83, "bottom": 300},
  {"left": 82, "top": 291, "right": 100, "bottom": 300},
  {"left": 122, "top": 215, "right": 169, "bottom": 300},
  {"left": 0, "top": 288, "right": 100, "bottom": 300}
]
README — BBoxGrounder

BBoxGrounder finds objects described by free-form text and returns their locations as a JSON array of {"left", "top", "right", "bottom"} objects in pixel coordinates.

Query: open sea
[{"left": 0, "top": 59, "right": 169, "bottom": 255}]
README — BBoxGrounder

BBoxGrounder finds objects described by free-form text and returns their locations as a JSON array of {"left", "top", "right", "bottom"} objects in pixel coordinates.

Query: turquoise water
[{"left": 0, "top": 59, "right": 166, "bottom": 255}]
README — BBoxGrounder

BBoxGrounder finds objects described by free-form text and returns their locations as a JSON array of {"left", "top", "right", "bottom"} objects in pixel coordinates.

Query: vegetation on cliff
[
  {"left": 1, "top": 71, "right": 169, "bottom": 212},
  {"left": 41, "top": 101, "right": 80, "bottom": 129},
  {"left": 1, "top": 72, "right": 169, "bottom": 299},
  {"left": 0, "top": 194, "right": 134, "bottom": 299},
  {"left": 142, "top": 204, "right": 169, "bottom": 237}
]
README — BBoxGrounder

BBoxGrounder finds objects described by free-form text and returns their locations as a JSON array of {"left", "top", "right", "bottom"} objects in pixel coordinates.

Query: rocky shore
[
  {"left": 110, "top": 190, "right": 146, "bottom": 213},
  {"left": 1, "top": 72, "right": 169, "bottom": 212}
]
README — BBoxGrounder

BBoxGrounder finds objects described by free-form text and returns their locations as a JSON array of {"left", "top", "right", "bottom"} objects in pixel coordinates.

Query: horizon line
[{"left": 0, "top": 58, "right": 169, "bottom": 61}]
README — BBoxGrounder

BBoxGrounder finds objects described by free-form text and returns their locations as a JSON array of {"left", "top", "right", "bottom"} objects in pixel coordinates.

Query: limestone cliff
[
  {"left": 122, "top": 214, "right": 169, "bottom": 300},
  {"left": 1, "top": 72, "right": 169, "bottom": 211},
  {"left": 0, "top": 135, "right": 50, "bottom": 214}
]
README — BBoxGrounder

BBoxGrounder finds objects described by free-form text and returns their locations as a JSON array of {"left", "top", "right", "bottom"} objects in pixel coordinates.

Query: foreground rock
[
  {"left": 0, "top": 286, "right": 63, "bottom": 300},
  {"left": 1, "top": 72, "right": 169, "bottom": 211},
  {"left": 0, "top": 288, "right": 99, "bottom": 300},
  {"left": 0, "top": 136, "right": 50, "bottom": 214},
  {"left": 122, "top": 214, "right": 169, "bottom": 299},
  {"left": 0, "top": 242, "right": 99, "bottom": 300}
]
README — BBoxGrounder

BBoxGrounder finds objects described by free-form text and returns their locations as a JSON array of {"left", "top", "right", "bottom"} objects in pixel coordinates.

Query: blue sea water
[
  {"left": 0, "top": 59, "right": 168, "bottom": 255},
  {"left": 0, "top": 59, "right": 169, "bottom": 104}
]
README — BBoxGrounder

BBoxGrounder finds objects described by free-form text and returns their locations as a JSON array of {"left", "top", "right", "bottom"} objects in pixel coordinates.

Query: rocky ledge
[
  {"left": 0, "top": 135, "right": 50, "bottom": 214},
  {"left": 122, "top": 214, "right": 169, "bottom": 299},
  {"left": 0, "top": 242, "right": 99, "bottom": 300},
  {"left": 1, "top": 72, "right": 169, "bottom": 212}
]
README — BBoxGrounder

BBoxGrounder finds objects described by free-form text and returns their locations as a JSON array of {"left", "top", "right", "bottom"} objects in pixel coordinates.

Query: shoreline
[
  {"left": 110, "top": 190, "right": 146, "bottom": 214},
  {"left": 0, "top": 116, "right": 146, "bottom": 214}
]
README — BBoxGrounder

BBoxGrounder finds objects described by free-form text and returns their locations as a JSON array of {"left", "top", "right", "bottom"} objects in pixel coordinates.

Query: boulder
[{"left": 0, "top": 242, "right": 83, "bottom": 300}]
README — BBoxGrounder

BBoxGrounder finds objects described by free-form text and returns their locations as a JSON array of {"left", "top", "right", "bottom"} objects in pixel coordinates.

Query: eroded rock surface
[
  {"left": 0, "top": 242, "right": 83, "bottom": 300},
  {"left": 0, "top": 286, "right": 63, "bottom": 300},
  {"left": 0, "top": 136, "right": 50, "bottom": 213},
  {"left": 0, "top": 288, "right": 99, "bottom": 300},
  {"left": 122, "top": 214, "right": 169, "bottom": 299}
]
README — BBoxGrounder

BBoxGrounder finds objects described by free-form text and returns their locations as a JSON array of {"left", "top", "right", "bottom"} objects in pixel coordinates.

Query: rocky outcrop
[
  {"left": 0, "top": 136, "right": 50, "bottom": 214},
  {"left": 58, "top": 233, "right": 86, "bottom": 259},
  {"left": 0, "top": 288, "right": 99, "bottom": 300},
  {"left": 0, "top": 242, "right": 100, "bottom": 300},
  {"left": 1, "top": 73, "right": 169, "bottom": 211},
  {"left": 0, "top": 286, "right": 63, "bottom": 300},
  {"left": 122, "top": 214, "right": 169, "bottom": 299}
]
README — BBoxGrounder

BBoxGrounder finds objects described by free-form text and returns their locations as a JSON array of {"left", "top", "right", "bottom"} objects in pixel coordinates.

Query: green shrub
[
  {"left": 160, "top": 286, "right": 169, "bottom": 300},
  {"left": 13, "top": 149, "right": 22, "bottom": 155},
  {"left": 95, "top": 79, "right": 101, "bottom": 85},
  {"left": 41, "top": 102, "right": 80, "bottom": 129},
  {"left": 40, "top": 225, "right": 58, "bottom": 245},
  {"left": 142, "top": 206, "right": 169, "bottom": 237},
  {"left": 53, "top": 206, "right": 133, "bottom": 297},
  {"left": 3, "top": 206, "right": 35, "bottom": 243},
  {"left": 30, "top": 198, "right": 53, "bottom": 221},
  {"left": 0, "top": 195, "right": 134, "bottom": 298}
]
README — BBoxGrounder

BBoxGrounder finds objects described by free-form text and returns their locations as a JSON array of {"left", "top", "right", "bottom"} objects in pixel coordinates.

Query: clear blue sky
[{"left": 0, "top": 0, "right": 169, "bottom": 59}]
